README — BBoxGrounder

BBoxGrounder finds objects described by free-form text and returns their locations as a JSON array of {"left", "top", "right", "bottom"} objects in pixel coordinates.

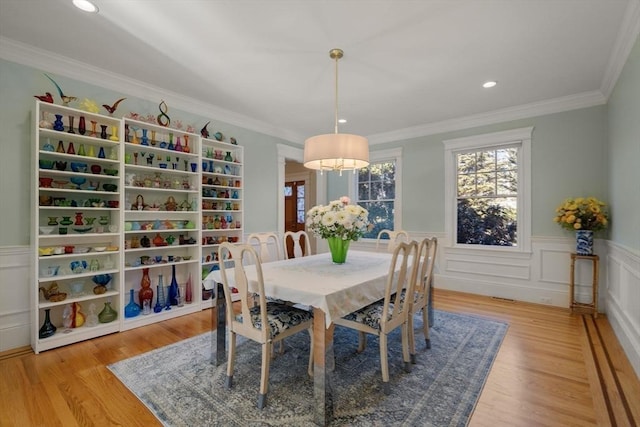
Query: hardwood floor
[{"left": 1, "top": 289, "right": 638, "bottom": 426}]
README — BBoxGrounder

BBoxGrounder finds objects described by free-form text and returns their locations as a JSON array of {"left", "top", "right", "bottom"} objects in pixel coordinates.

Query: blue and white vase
[{"left": 576, "top": 230, "right": 594, "bottom": 255}]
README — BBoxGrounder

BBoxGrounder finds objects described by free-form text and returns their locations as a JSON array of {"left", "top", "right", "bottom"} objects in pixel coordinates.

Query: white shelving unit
[
  {"left": 120, "top": 119, "right": 202, "bottom": 330},
  {"left": 31, "top": 102, "right": 246, "bottom": 353},
  {"left": 32, "top": 101, "right": 123, "bottom": 353},
  {"left": 200, "top": 137, "right": 244, "bottom": 307}
]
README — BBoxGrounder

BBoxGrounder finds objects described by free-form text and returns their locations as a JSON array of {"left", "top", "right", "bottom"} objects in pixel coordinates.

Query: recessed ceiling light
[
  {"left": 72, "top": 0, "right": 99, "bottom": 13},
  {"left": 482, "top": 81, "right": 497, "bottom": 88},
  {"left": 338, "top": 119, "right": 347, "bottom": 124}
]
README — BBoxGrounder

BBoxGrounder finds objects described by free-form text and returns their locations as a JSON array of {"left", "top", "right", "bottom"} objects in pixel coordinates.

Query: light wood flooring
[{"left": 1, "top": 289, "right": 638, "bottom": 426}]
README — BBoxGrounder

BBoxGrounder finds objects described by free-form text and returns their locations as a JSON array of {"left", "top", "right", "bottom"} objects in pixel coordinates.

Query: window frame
[
  {"left": 443, "top": 127, "right": 533, "bottom": 252},
  {"left": 350, "top": 147, "right": 403, "bottom": 240}
]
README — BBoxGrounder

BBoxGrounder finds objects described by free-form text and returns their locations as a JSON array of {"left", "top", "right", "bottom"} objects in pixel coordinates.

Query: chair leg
[
  {"left": 258, "top": 342, "right": 272, "bottom": 409},
  {"left": 307, "top": 328, "right": 314, "bottom": 377},
  {"left": 271, "top": 340, "right": 285, "bottom": 359},
  {"left": 422, "top": 305, "right": 431, "bottom": 349},
  {"left": 225, "top": 331, "right": 236, "bottom": 388},
  {"left": 401, "top": 323, "right": 412, "bottom": 373},
  {"left": 408, "top": 311, "right": 416, "bottom": 364},
  {"left": 357, "top": 331, "right": 367, "bottom": 353},
  {"left": 379, "top": 334, "right": 390, "bottom": 395}
]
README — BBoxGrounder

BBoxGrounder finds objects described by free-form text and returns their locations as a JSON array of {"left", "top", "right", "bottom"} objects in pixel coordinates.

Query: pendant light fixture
[{"left": 304, "top": 49, "right": 369, "bottom": 174}]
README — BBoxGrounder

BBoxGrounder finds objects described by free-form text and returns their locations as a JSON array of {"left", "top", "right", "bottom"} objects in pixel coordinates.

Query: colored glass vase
[
  {"left": 124, "top": 288, "right": 141, "bottom": 318},
  {"left": 182, "top": 135, "right": 190, "bottom": 153},
  {"left": 154, "top": 274, "right": 165, "bottom": 313},
  {"left": 169, "top": 265, "right": 179, "bottom": 306},
  {"left": 109, "top": 125, "right": 119, "bottom": 141},
  {"left": 326, "top": 236, "right": 350, "bottom": 264},
  {"left": 43, "top": 138, "right": 55, "bottom": 152},
  {"left": 53, "top": 114, "right": 64, "bottom": 131},
  {"left": 67, "top": 116, "right": 75, "bottom": 133},
  {"left": 185, "top": 273, "right": 193, "bottom": 304},
  {"left": 139, "top": 268, "right": 153, "bottom": 308},
  {"left": 98, "top": 301, "right": 118, "bottom": 323},
  {"left": 39, "top": 308, "right": 57, "bottom": 339},
  {"left": 78, "top": 116, "right": 86, "bottom": 135}
]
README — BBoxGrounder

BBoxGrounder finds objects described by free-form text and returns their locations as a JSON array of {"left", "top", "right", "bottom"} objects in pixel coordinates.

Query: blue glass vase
[
  {"left": 169, "top": 264, "right": 179, "bottom": 306},
  {"left": 53, "top": 114, "right": 64, "bottom": 131},
  {"left": 124, "top": 288, "right": 141, "bottom": 318},
  {"left": 154, "top": 274, "right": 165, "bottom": 313}
]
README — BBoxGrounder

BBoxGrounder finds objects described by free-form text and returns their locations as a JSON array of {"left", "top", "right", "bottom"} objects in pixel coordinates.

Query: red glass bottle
[{"left": 139, "top": 268, "right": 154, "bottom": 308}]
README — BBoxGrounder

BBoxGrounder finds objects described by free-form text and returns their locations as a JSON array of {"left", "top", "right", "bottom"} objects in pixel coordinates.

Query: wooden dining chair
[
  {"left": 375, "top": 229, "right": 410, "bottom": 253},
  {"left": 283, "top": 230, "right": 311, "bottom": 259},
  {"left": 217, "top": 242, "right": 314, "bottom": 410},
  {"left": 405, "top": 236, "right": 438, "bottom": 363},
  {"left": 333, "top": 240, "right": 419, "bottom": 395},
  {"left": 247, "top": 232, "right": 283, "bottom": 263}
]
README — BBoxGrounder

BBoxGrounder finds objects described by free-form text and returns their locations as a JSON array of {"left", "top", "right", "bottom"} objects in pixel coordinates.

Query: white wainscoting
[
  {"left": 0, "top": 246, "right": 30, "bottom": 352},
  {"left": 605, "top": 241, "right": 640, "bottom": 377},
  {"left": 356, "top": 233, "right": 639, "bottom": 377},
  {"left": 1, "top": 238, "right": 638, "bottom": 377},
  {"left": 435, "top": 236, "right": 609, "bottom": 308}
]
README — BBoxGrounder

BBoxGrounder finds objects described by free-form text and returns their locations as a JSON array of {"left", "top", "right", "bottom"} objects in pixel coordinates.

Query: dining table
[{"left": 203, "top": 249, "right": 396, "bottom": 426}]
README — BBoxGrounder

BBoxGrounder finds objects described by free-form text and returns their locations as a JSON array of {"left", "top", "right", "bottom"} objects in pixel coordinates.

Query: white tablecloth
[{"left": 204, "top": 250, "right": 394, "bottom": 327}]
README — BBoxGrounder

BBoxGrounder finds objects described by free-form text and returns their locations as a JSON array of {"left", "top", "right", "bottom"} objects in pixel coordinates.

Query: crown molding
[
  {"left": 367, "top": 91, "right": 607, "bottom": 145},
  {"left": 0, "top": 37, "right": 302, "bottom": 144},
  {"left": 0, "top": 33, "right": 625, "bottom": 148},
  {"left": 600, "top": 0, "right": 640, "bottom": 98}
]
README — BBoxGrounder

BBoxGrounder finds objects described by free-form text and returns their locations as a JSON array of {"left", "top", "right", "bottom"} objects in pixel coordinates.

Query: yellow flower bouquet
[{"left": 553, "top": 197, "right": 609, "bottom": 232}]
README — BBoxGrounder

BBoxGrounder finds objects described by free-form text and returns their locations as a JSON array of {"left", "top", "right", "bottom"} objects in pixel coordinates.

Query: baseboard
[{"left": 435, "top": 274, "right": 567, "bottom": 307}]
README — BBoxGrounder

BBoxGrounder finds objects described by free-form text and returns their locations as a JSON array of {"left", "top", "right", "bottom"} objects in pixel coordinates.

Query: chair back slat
[
  {"left": 247, "top": 232, "right": 282, "bottom": 263},
  {"left": 218, "top": 242, "right": 269, "bottom": 342},
  {"left": 415, "top": 237, "right": 437, "bottom": 302},
  {"left": 376, "top": 229, "right": 410, "bottom": 253},
  {"left": 382, "top": 240, "right": 419, "bottom": 331},
  {"left": 283, "top": 230, "right": 311, "bottom": 259}
]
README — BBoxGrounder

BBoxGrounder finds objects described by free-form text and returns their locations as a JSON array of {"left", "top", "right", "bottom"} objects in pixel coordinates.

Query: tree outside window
[
  {"left": 456, "top": 147, "right": 518, "bottom": 246},
  {"left": 357, "top": 161, "right": 396, "bottom": 239}
]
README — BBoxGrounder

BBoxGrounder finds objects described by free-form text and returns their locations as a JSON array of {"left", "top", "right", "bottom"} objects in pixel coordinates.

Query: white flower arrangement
[{"left": 306, "top": 196, "right": 370, "bottom": 241}]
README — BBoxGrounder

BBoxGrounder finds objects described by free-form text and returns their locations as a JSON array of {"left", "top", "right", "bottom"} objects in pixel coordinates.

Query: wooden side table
[{"left": 569, "top": 253, "right": 599, "bottom": 317}]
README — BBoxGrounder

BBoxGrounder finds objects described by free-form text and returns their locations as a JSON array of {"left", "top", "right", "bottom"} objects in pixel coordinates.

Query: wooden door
[{"left": 284, "top": 180, "right": 306, "bottom": 258}]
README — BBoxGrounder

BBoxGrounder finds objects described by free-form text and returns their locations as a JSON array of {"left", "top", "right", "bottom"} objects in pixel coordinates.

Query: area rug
[{"left": 108, "top": 310, "right": 508, "bottom": 426}]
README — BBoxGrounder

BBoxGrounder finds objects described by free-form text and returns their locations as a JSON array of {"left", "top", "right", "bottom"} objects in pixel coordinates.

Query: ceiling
[{"left": 0, "top": 0, "right": 638, "bottom": 145}]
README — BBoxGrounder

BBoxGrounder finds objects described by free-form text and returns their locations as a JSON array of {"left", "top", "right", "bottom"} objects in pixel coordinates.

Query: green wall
[
  {"left": 608, "top": 35, "right": 640, "bottom": 252},
  {"left": 0, "top": 50, "right": 633, "bottom": 248},
  {"left": 369, "top": 106, "right": 609, "bottom": 237}
]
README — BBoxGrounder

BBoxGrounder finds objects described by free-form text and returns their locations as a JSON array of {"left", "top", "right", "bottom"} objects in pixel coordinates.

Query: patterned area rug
[{"left": 109, "top": 310, "right": 507, "bottom": 426}]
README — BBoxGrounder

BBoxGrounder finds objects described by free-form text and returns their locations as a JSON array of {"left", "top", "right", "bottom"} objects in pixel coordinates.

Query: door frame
[{"left": 277, "top": 144, "right": 326, "bottom": 253}]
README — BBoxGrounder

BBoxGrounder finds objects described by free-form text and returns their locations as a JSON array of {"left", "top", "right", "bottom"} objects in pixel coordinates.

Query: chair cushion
[
  {"left": 243, "top": 303, "right": 313, "bottom": 339},
  {"left": 399, "top": 288, "right": 420, "bottom": 304},
  {"left": 342, "top": 300, "right": 392, "bottom": 330}
]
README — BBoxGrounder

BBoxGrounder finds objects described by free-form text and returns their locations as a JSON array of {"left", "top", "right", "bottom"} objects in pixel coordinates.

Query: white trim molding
[{"left": 605, "top": 240, "right": 640, "bottom": 377}]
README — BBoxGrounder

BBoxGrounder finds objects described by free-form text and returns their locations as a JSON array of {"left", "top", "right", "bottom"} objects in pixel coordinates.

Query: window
[
  {"left": 444, "top": 127, "right": 532, "bottom": 251},
  {"left": 352, "top": 148, "right": 402, "bottom": 239}
]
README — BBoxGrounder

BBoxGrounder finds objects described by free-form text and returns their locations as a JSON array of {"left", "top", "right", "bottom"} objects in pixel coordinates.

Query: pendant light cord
[{"left": 334, "top": 53, "right": 339, "bottom": 134}]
